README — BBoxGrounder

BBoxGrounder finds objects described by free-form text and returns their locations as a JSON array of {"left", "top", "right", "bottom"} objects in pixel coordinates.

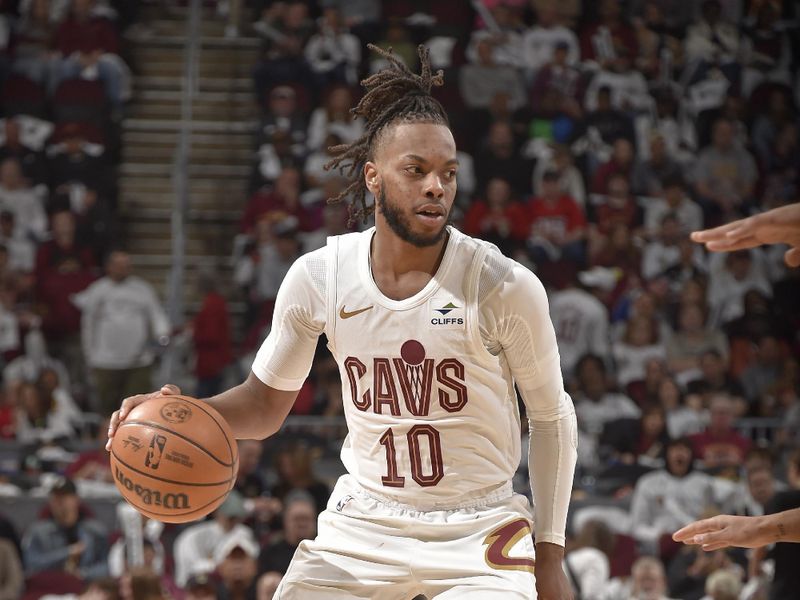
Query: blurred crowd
[{"left": 0, "top": 0, "right": 798, "bottom": 598}]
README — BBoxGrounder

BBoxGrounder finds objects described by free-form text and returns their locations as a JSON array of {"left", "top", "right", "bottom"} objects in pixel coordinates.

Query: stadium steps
[{"left": 119, "top": 6, "right": 260, "bottom": 315}]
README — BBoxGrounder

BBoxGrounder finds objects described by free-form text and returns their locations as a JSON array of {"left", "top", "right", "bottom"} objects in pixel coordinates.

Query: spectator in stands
[
  {"left": 460, "top": 39, "right": 527, "bottom": 113},
  {"left": 4, "top": 328, "right": 71, "bottom": 402},
  {"left": 635, "top": 87, "right": 696, "bottom": 166},
  {"left": 303, "top": 132, "right": 342, "bottom": 189},
  {"left": 47, "top": 123, "right": 108, "bottom": 195},
  {"left": 602, "top": 403, "right": 671, "bottom": 467},
  {"left": 466, "top": 1, "right": 527, "bottom": 68},
  {"left": 563, "top": 519, "right": 613, "bottom": 600},
  {"left": 613, "top": 315, "right": 666, "bottom": 388},
  {"left": 578, "top": 87, "right": 636, "bottom": 166},
  {"left": 23, "top": 477, "right": 109, "bottom": 579},
  {"left": 750, "top": 88, "right": 797, "bottom": 170},
  {"left": 72, "top": 250, "right": 170, "bottom": 416},
  {"left": 523, "top": 3, "right": 579, "bottom": 77},
  {"left": 185, "top": 572, "right": 217, "bottom": 600},
  {"left": 474, "top": 120, "right": 532, "bottom": 197},
  {"left": 0, "top": 117, "right": 49, "bottom": 186},
  {"left": 707, "top": 249, "right": 772, "bottom": 326},
  {"left": 255, "top": 85, "right": 307, "bottom": 183},
  {"left": 191, "top": 269, "right": 232, "bottom": 399},
  {"left": 11, "top": 0, "right": 58, "bottom": 86},
  {"left": 740, "top": 333, "right": 789, "bottom": 406},
  {"left": 13, "top": 377, "right": 78, "bottom": 444},
  {"left": 299, "top": 195, "right": 349, "bottom": 252},
  {"left": 51, "top": 0, "right": 130, "bottom": 106},
  {"left": 583, "top": 45, "right": 652, "bottom": 118},
  {"left": 66, "top": 417, "right": 112, "bottom": 485},
  {"left": 573, "top": 354, "right": 640, "bottom": 440},
  {"left": 641, "top": 213, "right": 687, "bottom": 280},
  {"left": 241, "top": 167, "right": 311, "bottom": 235},
  {"left": 658, "top": 377, "right": 706, "bottom": 438},
  {"left": 253, "top": 1, "right": 316, "bottom": 106},
  {"left": 691, "top": 350, "right": 745, "bottom": 409},
  {"left": 549, "top": 271, "right": 611, "bottom": 381},
  {"left": 0, "top": 536, "right": 22, "bottom": 600},
  {"left": 629, "top": 438, "right": 736, "bottom": 551},
  {"left": 173, "top": 490, "right": 258, "bottom": 587},
  {"left": 307, "top": 85, "right": 363, "bottom": 153},
  {"left": 258, "top": 490, "right": 317, "bottom": 575},
  {"left": 256, "top": 571, "right": 282, "bottom": 600},
  {"left": 590, "top": 223, "right": 642, "bottom": 279},
  {"left": 235, "top": 215, "right": 302, "bottom": 307},
  {"left": 684, "top": 0, "right": 740, "bottom": 75},
  {"left": 691, "top": 117, "right": 758, "bottom": 224},
  {"left": 0, "top": 157, "right": 47, "bottom": 247},
  {"left": 667, "top": 545, "right": 740, "bottom": 600},
  {"left": 731, "top": 465, "right": 776, "bottom": 517},
  {"left": 591, "top": 138, "right": 636, "bottom": 195},
  {"left": 531, "top": 144, "right": 585, "bottom": 208},
  {"left": 213, "top": 530, "right": 260, "bottom": 599},
  {"left": 666, "top": 303, "right": 728, "bottom": 378},
  {"left": 461, "top": 177, "right": 527, "bottom": 257},
  {"left": 739, "top": 1, "right": 792, "bottom": 97},
  {"left": 630, "top": 556, "right": 674, "bottom": 600},
  {"left": 631, "top": 133, "right": 682, "bottom": 197},
  {"left": 271, "top": 443, "right": 329, "bottom": 513},
  {"left": 579, "top": 0, "right": 638, "bottom": 66},
  {"left": 304, "top": 7, "right": 360, "bottom": 89},
  {"left": 589, "top": 173, "right": 642, "bottom": 261},
  {"left": 524, "top": 169, "right": 586, "bottom": 267},
  {"left": 689, "top": 394, "right": 751, "bottom": 470},
  {"left": 643, "top": 174, "right": 702, "bottom": 238}
]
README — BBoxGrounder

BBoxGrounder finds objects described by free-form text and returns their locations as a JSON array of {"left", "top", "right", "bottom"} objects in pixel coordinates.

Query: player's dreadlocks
[{"left": 324, "top": 44, "right": 449, "bottom": 224}]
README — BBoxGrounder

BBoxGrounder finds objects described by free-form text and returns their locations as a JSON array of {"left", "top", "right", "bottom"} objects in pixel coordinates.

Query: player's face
[{"left": 368, "top": 123, "right": 458, "bottom": 248}]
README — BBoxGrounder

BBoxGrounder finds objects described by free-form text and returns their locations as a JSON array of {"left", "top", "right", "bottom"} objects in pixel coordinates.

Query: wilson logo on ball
[
  {"left": 115, "top": 467, "right": 190, "bottom": 509},
  {"left": 145, "top": 434, "right": 167, "bottom": 470},
  {"left": 160, "top": 402, "right": 193, "bottom": 424}
]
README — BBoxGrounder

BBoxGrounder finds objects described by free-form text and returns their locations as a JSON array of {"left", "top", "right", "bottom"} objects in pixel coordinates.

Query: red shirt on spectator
[
  {"left": 526, "top": 194, "right": 586, "bottom": 239},
  {"left": 594, "top": 196, "right": 641, "bottom": 235},
  {"left": 591, "top": 160, "right": 633, "bottom": 194},
  {"left": 193, "top": 292, "right": 232, "bottom": 379},
  {"left": 689, "top": 429, "right": 752, "bottom": 469},
  {"left": 52, "top": 15, "right": 119, "bottom": 56},
  {"left": 462, "top": 199, "right": 530, "bottom": 242},
  {"left": 240, "top": 189, "right": 313, "bottom": 234}
]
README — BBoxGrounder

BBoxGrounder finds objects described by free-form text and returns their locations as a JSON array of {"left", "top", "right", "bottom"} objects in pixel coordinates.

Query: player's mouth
[{"left": 414, "top": 204, "right": 446, "bottom": 225}]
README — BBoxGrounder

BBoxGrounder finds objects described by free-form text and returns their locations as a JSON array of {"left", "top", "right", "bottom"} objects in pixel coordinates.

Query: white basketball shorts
[{"left": 273, "top": 475, "right": 538, "bottom": 599}]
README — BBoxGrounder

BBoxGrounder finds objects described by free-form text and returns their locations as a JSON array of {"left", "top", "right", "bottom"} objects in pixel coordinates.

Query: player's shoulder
[
  {"left": 457, "top": 229, "right": 544, "bottom": 305},
  {"left": 293, "top": 230, "right": 368, "bottom": 297}
]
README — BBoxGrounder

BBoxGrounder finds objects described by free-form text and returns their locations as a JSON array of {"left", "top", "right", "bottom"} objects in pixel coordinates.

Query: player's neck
[{"left": 370, "top": 227, "right": 449, "bottom": 299}]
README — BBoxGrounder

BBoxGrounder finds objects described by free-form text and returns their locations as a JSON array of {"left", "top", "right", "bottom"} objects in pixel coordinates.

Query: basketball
[{"left": 109, "top": 395, "right": 239, "bottom": 523}]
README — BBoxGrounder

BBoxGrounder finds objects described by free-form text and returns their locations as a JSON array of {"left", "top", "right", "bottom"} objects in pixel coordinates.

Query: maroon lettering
[
  {"left": 436, "top": 359, "right": 468, "bottom": 412},
  {"left": 344, "top": 357, "right": 371, "bottom": 411},
  {"left": 373, "top": 358, "right": 401, "bottom": 416},
  {"left": 379, "top": 428, "right": 405, "bottom": 487},
  {"left": 393, "top": 358, "right": 434, "bottom": 416},
  {"left": 407, "top": 424, "right": 444, "bottom": 487}
]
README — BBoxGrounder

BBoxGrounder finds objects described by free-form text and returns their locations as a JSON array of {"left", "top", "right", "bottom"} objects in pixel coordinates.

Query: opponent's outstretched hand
[
  {"left": 673, "top": 514, "right": 771, "bottom": 551},
  {"left": 105, "top": 384, "right": 182, "bottom": 451},
  {"left": 690, "top": 203, "right": 800, "bottom": 267}
]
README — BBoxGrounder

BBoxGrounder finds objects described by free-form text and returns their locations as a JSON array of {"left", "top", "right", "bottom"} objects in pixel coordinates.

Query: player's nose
[{"left": 423, "top": 173, "right": 445, "bottom": 199}]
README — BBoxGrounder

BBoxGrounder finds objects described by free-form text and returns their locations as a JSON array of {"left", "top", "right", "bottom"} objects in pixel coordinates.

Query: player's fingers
[
  {"left": 691, "top": 220, "right": 746, "bottom": 242},
  {"left": 700, "top": 540, "right": 732, "bottom": 552},
  {"left": 106, "top": 410, "right": 121, "bottom": 451},
  {"left": 160, "top": 384, "right": 182, "bottom": 396},
  {"left": 673, "top": 518, "right": 721, "bottom": 542},
  {"left": 784, "top": 247, "right": 800, "bottom": 267},
  {"left": 704, "top": 235, "right": 761, "bottom": 252}
]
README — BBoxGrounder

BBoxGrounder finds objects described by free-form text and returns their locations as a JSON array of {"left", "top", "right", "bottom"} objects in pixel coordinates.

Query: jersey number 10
[{"left": 379, "top": 425, "right": 444, "bottom": 487}]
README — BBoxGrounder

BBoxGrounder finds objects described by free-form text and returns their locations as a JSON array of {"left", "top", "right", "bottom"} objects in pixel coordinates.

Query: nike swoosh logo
[{"left": 339, "top": 305, "right": 374, "bottom": 319}]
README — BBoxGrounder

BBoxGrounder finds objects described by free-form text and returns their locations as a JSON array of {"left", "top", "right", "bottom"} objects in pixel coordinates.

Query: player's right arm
[{"left": 107, "top": 250, "right": 326, "bottom": 447}]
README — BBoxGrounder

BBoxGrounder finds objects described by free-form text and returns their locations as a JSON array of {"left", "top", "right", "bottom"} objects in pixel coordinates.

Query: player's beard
[{"left": 376, "top": 186, "right": 450, "bottom": 248}]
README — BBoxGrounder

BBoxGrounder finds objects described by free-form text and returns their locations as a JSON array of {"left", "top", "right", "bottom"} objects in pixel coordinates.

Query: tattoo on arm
[{"left": 777, "top": 522, "right": 786, "bottom": 541}]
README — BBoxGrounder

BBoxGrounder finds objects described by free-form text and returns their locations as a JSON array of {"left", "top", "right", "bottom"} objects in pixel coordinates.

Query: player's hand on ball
[{"left": 106, "top": 384, "right": 181, "bottom": 451}]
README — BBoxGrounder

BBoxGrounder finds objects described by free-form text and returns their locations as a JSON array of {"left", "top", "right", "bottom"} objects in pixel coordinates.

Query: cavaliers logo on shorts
[{"left": 160, "top": 401, "right": 193, "bottom": 424}]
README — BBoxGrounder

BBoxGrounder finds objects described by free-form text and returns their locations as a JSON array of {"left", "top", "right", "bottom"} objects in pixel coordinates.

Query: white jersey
[
  {"left": 253, "top": 226, "right": 577, "bottom": 544},
  {"left": 549, "top": 288, "right": 609, "bottom": 377}
]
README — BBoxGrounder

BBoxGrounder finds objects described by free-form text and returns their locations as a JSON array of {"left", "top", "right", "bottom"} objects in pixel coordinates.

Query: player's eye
[
  {"left": 446, "top": 169, "right": 457, "bottom": 179},
  {"left": 405, "top": 166, "right": 423, "bottom": 174}
]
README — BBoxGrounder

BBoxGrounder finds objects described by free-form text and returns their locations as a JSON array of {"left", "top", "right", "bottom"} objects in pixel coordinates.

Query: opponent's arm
[{"left": 673, "top": 508, "right": 800, "bottom": 551}]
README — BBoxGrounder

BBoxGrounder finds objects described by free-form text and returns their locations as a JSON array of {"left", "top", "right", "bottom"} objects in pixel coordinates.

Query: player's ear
[{"left": 364, "top": 161, "right": 380, "bottom": 195}]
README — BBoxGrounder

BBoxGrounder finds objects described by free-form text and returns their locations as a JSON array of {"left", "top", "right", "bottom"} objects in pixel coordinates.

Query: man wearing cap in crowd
[
  {"left": 173, "top": 489, "right": 259, "bottom": 588},
  {"left": 214, "top": 529, "right": 260, "bottom": 599},
  {"left": 185, "top": 572, "right": 217, "bottom": 600},
  {"left": 22, "top": 477, "right": 109, "bottom": 580}
]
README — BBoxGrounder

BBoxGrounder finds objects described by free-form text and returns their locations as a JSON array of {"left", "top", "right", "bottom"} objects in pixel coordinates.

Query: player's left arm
[{"left": 482, "top": 261, "right": 578, "bottom": 598}]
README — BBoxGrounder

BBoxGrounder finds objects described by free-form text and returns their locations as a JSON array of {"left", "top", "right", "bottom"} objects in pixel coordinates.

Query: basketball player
[{"left": 108, "top": 46, "right": 577, "bottom": 599}]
